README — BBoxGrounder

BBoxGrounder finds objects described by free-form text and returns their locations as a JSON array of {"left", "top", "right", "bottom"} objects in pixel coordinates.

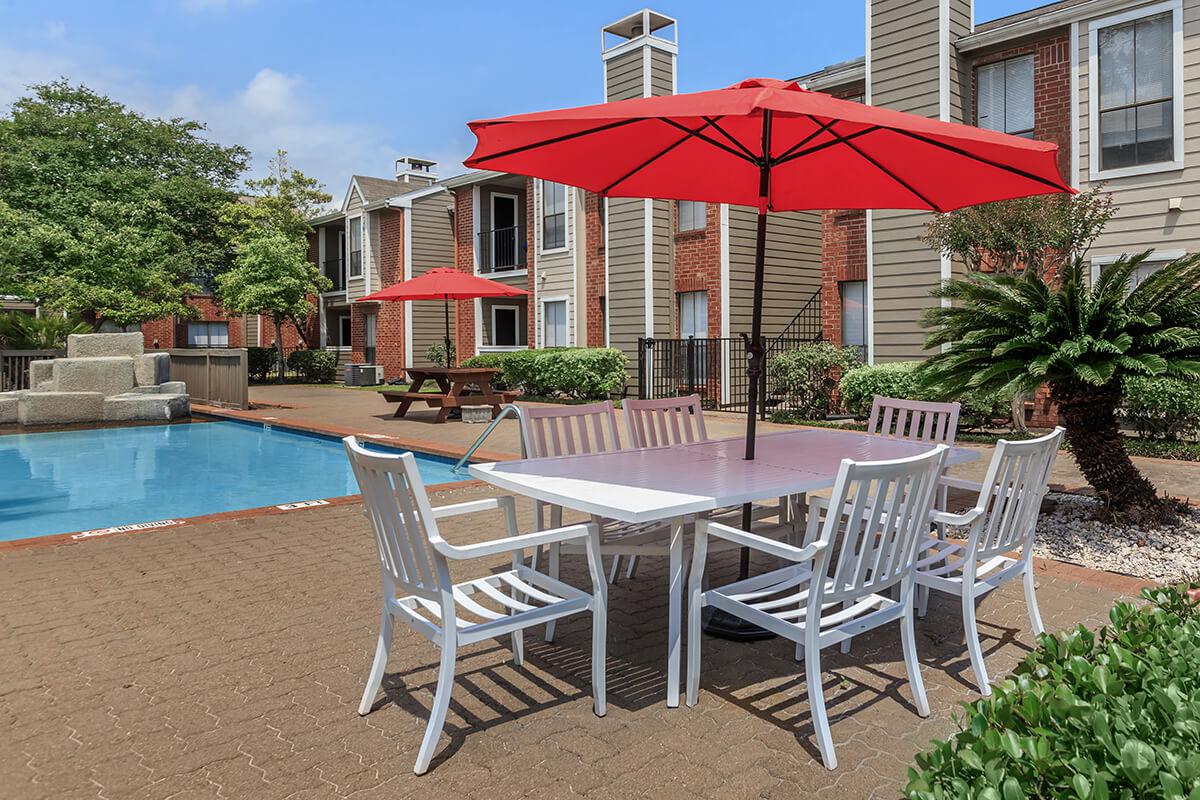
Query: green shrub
[
  {"left": 1121, "top": 375, "right": 1200, "bottom": 441},
  {"left": 767, "top": 343, "right": 861, "bottom": 418},
  {"left": 461, "top": 348, "right": 627, "bottom": 400},
  {"left": 837, "top": 360, "right": 1008, "bottom": 431},
  {"left": 247, "top": 346, "right": 278, "bottom": 382},
  {"left": 0, "top": 311, "right": 89, "bottom": 349},
  {"left": 286, "top": 348, "right": 338, "bottom": 383},
  {"left": 425, "top": 341, "right": 456, "bottom": 367},
  {"left": 906, "top": 586, "right": 1200, "bottom": 800}
]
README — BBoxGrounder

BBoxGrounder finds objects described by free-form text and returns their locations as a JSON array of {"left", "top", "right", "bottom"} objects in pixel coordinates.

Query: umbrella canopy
[
  {"left": 466, "top": 78, "right": 1072, "bottom": 212},
  {"left": 358, "top": 268, "right": 528, "bottom": 366}
]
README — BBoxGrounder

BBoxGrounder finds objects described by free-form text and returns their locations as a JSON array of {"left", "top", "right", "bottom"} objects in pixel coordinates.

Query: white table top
[{"left": 470, "top": 428, "right": 980, "bottom": 524}]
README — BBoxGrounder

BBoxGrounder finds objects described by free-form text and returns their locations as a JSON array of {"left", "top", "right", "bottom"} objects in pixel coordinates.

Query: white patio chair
[
  {"left": 686, "top": 445, "right": 949, "bottom": 770},
  {"left": 915, "top": 426, "right": 1064, "bottom": 696},
  {"left": 621, "top": 394, "right": 792, "bottom": 579},
  {"left": 345, "top": 437, "right": 607, "bottom": 775}
]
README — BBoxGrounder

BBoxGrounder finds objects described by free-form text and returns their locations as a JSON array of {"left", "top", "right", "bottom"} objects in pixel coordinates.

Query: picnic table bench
[{"left": 380, "top": 366, "right": 519, "bottom": 423}]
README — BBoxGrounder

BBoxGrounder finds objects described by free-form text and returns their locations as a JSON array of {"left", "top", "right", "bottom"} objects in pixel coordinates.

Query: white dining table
[{"left": 469, "top": 427, "right": 980, "bottom": 707}]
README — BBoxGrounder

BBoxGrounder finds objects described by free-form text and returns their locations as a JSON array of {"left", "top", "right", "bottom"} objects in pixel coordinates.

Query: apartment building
[{"left": 801, "top": 0, "right": 1198, "bottom": 371}]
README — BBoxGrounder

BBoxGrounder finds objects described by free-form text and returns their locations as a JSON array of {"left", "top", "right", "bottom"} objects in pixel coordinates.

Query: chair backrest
[
  {"left": 810, "top": 445, "right": 949, "bottom": 607},
  {"left": 867, "top": 395, "right": 961, "bottom": 446},
  {"left": 344, "top": 436, "right": 450, "bottom": 601},
  {"left": 518, "top": 401, "right": 623, "bottom": 459},
  {"left": 965, "top": 427, "right": 1064, "bottom": 563},
  {"left": 624, "top": 394, "right": 709, "bottom": 448}
]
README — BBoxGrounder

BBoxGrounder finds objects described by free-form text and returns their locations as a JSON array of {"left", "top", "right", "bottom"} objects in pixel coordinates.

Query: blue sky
[{"left": 0, "top": 0, "right": 1035, "bottom": 197}]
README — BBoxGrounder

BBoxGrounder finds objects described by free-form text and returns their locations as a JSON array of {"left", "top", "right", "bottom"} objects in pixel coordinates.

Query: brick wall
[
  {"left": 141, "top": 295, "right": 247, "bottom": 350},
  {"left": 820, "top": 209, "right": 867, "bottom": 344},
  {"left": 453, "top": 187, "right": 476, "bottom": 361},
  {"left": 584, "top": 192, "right": 606, "bottom": 347},
  {"left": 672, "top": 201, "right": 722, "bottom": 339},
  {"left": 371, "top": 209, "right": 406, "bottom": 379}
]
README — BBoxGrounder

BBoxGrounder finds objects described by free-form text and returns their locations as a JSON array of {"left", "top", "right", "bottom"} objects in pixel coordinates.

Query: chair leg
[
  {"left": 544, "top": 543, "right": 561, "bottom": 643},
  {"left": 625, "top": 555, "right": 640, "bottom": 580},
  {"left": 805, "top": 641, "right": 837, "bottom": 770},
  {"left": 1023, "top": 564, "right": 1045, "bottom": 637},
  {"left": 685, "top": 587, "right": 703, "bottom": 707},
  {"left": 839, "top": 602, "right": 853, "bottom": 654},
  {"left": 413, "top": 631, "right": 457, "bottom": 775},
  {"left": 962, "top": 590, "right": 991, "bottom": 697},
  {"left": 936, "top": 484, "right": 949, "bottom": 540},
  {"left": 794, "top": 642, "right": 804, "bottom": 662},
  {"left": 358, "top": 607, "right": 393, "bottom": 716},
  {"left": 607, "top": 556, "right": 622, "bottom": 585},
  {"left": 900, "top": 596, "right": 930, "bottom": 717},
  {"left": 917, "top": 583, "right": 931, "bottom": 619},
  {"left": 592, "top": 599, "right": 607, "bottom": 717}
]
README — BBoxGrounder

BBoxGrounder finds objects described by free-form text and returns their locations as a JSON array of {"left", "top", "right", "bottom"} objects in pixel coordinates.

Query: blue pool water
[{"left": 0, "top": 420, "right": 467, "bottom": 542}]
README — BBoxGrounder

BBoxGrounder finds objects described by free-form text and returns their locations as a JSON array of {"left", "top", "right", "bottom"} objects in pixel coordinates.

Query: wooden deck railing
[
  {"left": 0, "top": 349, "right": 62, "bottom": 391},
  {"left": 167, "top": 348, "right": 249, "bottom": 410}
]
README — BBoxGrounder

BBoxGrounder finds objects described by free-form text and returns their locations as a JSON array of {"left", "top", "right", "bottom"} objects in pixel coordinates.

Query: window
[
  {"left": 1094, "top": 9, "right": 1177, "bottom": 173},
  {"left": 677, "top": 291, "right": 708, "bottom": 338},
  {"left": 1099, "top": 256, "right": 1175, "bottom": 291},
  {"left": 677, "top": 200, "right": 706, "bottom": 232},
  {"left": 348, "top": 216, "right": 363, "bottom": 277},
  {"left": 976, "top": 55, "right": 1034, "bottom": 137},
  {"left": 543, "top": 300, "right": 567, "bottom": 347},
  {"left": 840, "top": 281, "right": 867, "bottom": 361},
  {"left": 541, "top": 182, "right": 566, "bottom": 250},
  {"left": 491, "top": 305, "right": 520, "bottom": 347},
  {"left": 364, "top": 313, "right": 376, "bottom": 364},
  {"left": 187, "top": 322, "right": 229, "bottom": 348}
]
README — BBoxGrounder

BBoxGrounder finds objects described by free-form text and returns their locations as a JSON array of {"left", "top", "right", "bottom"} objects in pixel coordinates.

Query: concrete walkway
[{"left": 244, "top": 384, "right": 1199, "bottom": 501}]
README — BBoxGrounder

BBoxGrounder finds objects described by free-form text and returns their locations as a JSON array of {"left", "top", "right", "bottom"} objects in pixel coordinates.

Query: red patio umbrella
[
  {"left": 359, "top": 267, "right": 529, "bottom": 367},
  {"left": 465, "top": 77, "right": 1072, "bottom": 637}
]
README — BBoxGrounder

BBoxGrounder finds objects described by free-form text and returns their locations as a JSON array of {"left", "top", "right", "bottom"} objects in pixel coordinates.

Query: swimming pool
[{"left": 0, "top": 420, "right": 467, "bottom": 542}]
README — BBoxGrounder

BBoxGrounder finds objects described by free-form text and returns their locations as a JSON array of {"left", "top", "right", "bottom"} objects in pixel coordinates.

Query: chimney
[
  {"left": 601, "top": 9, "right": 677, "bottom": 101},
  {"left": 395, "top": 156, "right": 438, "bottom": 185}
]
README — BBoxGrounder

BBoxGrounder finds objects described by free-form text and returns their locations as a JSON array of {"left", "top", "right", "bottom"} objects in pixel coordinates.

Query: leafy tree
[
  {"left": 916, "top": 253, "right": 1200, "bottom": 516},
  {"left": 217, "top": 232, "right": 330, "bottom": 383},
  {"left": 0, "top": 312, "right": 90, "bottom": 350},
  {"left": 0, "top": 81, "right": 249, "bottom": 326}
]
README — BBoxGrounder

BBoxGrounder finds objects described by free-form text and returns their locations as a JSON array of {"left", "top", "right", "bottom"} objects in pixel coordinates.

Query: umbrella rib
[
  {"left": 469, "top": 117, "right": 651, "bottom": 164},
  {"left": 600, "top": 118, "right": 722, "bottom": 195},
  {"left": 772, "top": 116, "right": 840, "bottom": 163},
  {"left": 831, "top": 130, "right": 944, "bottom": 211},
  {"left": 702, "top": 116, "right": 758, "bottom": 161},
  {"left": 656, "top": 118, "right": 760, "bottom": 164},
  {"left": 772, "top": 126, "right": 881, "bottom": 166},
  {"left": 888, "top": 128, "right": 1070, "bottom": 192}
]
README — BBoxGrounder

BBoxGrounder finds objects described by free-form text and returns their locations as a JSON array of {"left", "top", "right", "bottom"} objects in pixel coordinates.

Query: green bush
[
  {"left": 1121, "top": 375, "right": 1200, "bottom": 441},
  {"left": 247, "top": 346, "right": 278, "bottom": 382},
  {"left": 837, "top": 360, "right": 1008, "bottom": 431},
  {"left": 906, "top": 586, "right": 1200, "bottom": 800},
  {"left": 286, "top": 348, "right": 338, "bottom": 383},
  {"left": 461, "top": 348, "right": 627, "bottom": 400},
  {"left": 767, "top": 343, "right": 861, "bottom": 418}
]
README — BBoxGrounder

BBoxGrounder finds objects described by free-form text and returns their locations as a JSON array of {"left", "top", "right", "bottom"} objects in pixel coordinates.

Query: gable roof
[{"left": 351, "top": 175, "right": 411, "bottom": 205}]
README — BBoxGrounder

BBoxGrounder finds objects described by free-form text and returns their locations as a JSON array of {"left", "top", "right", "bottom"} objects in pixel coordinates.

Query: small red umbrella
[{"left": 359, "top": 267, "right": 529, "bottom": 367}]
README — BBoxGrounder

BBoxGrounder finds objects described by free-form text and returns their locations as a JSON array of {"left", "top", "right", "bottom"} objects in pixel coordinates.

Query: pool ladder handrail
[{"left": 452, "top": 403, "right": 526, "bottom": 474}]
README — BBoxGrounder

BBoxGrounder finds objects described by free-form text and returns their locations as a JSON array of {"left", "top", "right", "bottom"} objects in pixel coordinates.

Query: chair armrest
[
  {"left": 938, "top": 475, "right": 983, "bottom": 493},
  {"left": 434, "top": 521, "right": 597, "bottom": 560},
  {"left": 697, "top": 519, "right": 826, "bottom": 563},
  {"left": 431, "top": 495, "right": 516, "bottom": 520},
  {"left": 930, "top": 506, "right": 984, "bottom": 527}
]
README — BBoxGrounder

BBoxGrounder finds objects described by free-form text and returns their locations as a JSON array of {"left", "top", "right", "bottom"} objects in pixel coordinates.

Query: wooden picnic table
[{"left": 379, "top": 367, "right": 519, "bottom": 423}]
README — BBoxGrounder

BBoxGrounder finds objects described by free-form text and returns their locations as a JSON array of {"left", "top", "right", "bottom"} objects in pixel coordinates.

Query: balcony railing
[
  {"left": 322, "top": 258, "right": 344, "bottom": 292},
  {"left": 477, "top": 227, "right": 527, "bottom": 274}
]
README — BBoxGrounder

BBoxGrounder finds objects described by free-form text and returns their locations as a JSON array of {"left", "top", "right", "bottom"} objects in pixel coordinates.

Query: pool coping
[{"left": 0, "top": 406, "right": 499, "bottom": 553}]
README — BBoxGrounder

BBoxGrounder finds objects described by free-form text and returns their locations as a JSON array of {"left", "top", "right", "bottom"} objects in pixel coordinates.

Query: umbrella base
[{"left": 702, "top": 607, "right": 775, "bottom": 641}]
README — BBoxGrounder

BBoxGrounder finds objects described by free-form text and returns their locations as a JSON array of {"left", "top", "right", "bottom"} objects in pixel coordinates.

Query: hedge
[
  {"left": 1120, "top": 375, "right": 1200, "bottom": 441},
  {"left": 286, "top": 348, "right": 338, "bottom": 383},
  {"left": 767, "top": 343, "right": 862, "bottom": 418},
  {"left": 247, "top": 346, "right": 278, "bottom": 382},
  {"left": 461, "top": 348, "right": 626, "bottom": 400},
  {"left": 838, "top": 361, "right": 1008, "bottom": 432},
  {"left": 906, "top": 585, "right": 1200, "bottom": 800}
]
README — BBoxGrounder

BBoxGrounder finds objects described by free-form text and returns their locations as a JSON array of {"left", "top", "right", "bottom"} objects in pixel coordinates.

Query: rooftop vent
[{"left": 395, "top": 156, "right": 438, "bottom": 183}]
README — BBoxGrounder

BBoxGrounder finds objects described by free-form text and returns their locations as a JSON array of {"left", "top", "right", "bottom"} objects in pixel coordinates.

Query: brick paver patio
[{"left": 2, "top": 482, "right": 1132, "bottom": 799}]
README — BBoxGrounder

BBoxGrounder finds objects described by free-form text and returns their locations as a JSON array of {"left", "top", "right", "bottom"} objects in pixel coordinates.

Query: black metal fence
[
  {"left": 477, "top": 227, "right": 527, "bottom": 273},
  {"left": 0, "top": 349, "right": 61, "bottom": 391}
]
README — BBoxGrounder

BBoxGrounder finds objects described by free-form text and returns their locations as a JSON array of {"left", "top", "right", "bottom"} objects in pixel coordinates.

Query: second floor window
[
  {"left": 976, "top": 55, "right": 1034, "bottom": 138},
  {"left": 1097, "top": 11, "right": 1174, "bottom": 171},
  {"left": 348, "top": 217, "right": 363, "bottom": 278},
  {"left": 677, "top": 200, "right": 706, "bottom": 232},
  {"left": 541, "top": 182, "right": 566, "bottom": 250}
]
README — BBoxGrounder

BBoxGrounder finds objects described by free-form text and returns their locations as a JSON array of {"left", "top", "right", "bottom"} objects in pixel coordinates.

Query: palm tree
[
  {"left": 0, "top": 312, "right": 90, "bottom": 350},
  {"left": 916, "top": 252, "right": 1200, "bottom": 515}
]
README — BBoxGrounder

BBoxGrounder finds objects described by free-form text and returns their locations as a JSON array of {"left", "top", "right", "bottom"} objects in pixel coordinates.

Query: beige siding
[
  {"left": 344, "top": 186, "right": 367, "bottom": 301},
  {"left": 533, "top": 180, "right": 577, "bottom": 346},
  {"left": 871, "top": 0, "right": 941, "bottom": 118},
  {"left": 479, "top": 298, "right": 528, "bottom": 348},
  {"left": 244, "top": 314, "right": 260, "bottom": 348},
  {"left": 605, "top": 50, "right": 644, "bottom": 101},
  {"left": 1077, "top": 0, "right": 1200, "bottom": 260},
  {"left": 727, "top": 207, "right": 822, "bottom": 337},
  {"left": 649, "top": 48, "right": 674, "bottom": 96},
  {"left": 606, "top": 196, "right": 647, "bottom": 367},
  {"left": 948, "top": 0, "right": 972, "bottom": 124},
  {"left": 409, "top": 193, "right": 456, "bottom": 366},
  {"left": 651, "top": 199, "right": 673, "bottom": 336}
]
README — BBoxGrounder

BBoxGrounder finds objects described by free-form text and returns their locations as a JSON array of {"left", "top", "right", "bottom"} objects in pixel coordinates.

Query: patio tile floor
[{"left": 2, "top": 483, "right": 1131, "bottom": 799}]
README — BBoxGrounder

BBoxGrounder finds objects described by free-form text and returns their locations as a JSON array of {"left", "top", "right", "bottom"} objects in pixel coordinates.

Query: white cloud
[{"left": 236, "top": 68, "right": 299, "bottom": 117}]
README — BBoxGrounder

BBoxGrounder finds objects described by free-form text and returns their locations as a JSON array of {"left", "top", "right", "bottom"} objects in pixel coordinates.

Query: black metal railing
[
  {"left": 348, "top": 249, "right": 363, "bottom": 279},
  {"left": 323, "top": 258, "right": 345, "bottom": 292},
  {"left": 768, "top": 288, "right": 822, "bottom": 352},
  {"left": 477, "top": 227, "right": 527, "bottom": 273},
  {"left": 0, "top": 349, "right": 61, "bottom": 391}
]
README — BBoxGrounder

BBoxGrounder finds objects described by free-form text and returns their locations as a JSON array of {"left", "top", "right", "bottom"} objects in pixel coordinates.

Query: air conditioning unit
[{"left": 344, "top": 364, "right": 384, "bottom": 387}]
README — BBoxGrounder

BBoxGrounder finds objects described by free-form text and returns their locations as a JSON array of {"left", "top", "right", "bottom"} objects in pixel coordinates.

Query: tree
[
  {"left": 217, "top": 232, "right": 329, "bottom": 382},
  {"left": 219, "top": 150, "right": 332, "bottom": 351},
  {"left": 915, "top": 253, "right": 1200, "bottom": 517},
  {"left": 0, "top": 82, "right": 249, "bottom": 326},
  {"left": 0, "top": 312, "right": 90, "bottom": 350}
]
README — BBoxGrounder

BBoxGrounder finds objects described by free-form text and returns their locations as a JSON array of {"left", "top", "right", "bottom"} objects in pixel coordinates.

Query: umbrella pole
[
  {"left": 704, "top": 111, "right": 775, "bottom": 642},
  {"left": 443, "top": 298, "right": 453, "bottom": 368}
]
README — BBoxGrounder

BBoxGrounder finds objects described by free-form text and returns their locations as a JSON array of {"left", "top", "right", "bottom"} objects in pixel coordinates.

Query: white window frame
[
  {"left": 537, "top": 180, "right": 569, "bottom": 255},
  {"left": 1088, "top": 0, "right": 1184, "bottom": 181},
  {"left": 677, "top": 200, "right": 706, "bottom": 232},
  {"left": 540, "top": 296, "right": 569, "bottom": 348},
  {"left": 1089, "top": 248, "right": 1185, "bottom": 284},
  {"left": 489, "top": 303, "right": 522, "bottom": 349},
  {"left": 347, "top": 214, "right": 364, "bottom": 279},
  {"left": 677, "top": 290, "right": 708, "bottom": 338}
]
